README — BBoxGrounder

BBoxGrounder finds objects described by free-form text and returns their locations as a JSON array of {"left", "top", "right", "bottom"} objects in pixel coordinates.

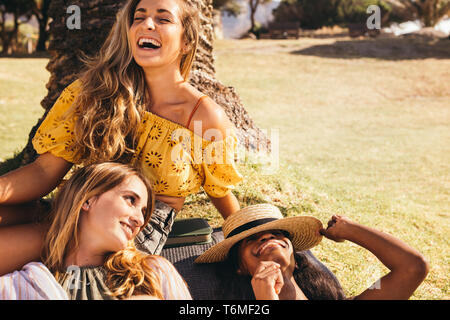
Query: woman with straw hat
[{"left": 196, "top": 204, "right": 429, "bottom": 300}]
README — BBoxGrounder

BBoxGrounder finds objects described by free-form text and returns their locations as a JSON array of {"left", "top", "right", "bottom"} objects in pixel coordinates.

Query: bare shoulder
[{"left": 188, "top": 95, "right": 234, "bottom": 140}]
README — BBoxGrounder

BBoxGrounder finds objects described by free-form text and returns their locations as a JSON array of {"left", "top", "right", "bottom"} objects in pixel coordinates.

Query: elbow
[
  {"left": 416, "top": 254, "right": 430, "bottom": 280},
  {"left": 405, "top": 253, "right": 429, "bottom": 282}
]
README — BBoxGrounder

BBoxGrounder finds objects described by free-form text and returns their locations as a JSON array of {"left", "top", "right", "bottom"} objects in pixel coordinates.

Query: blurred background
[{"left": 1, "top": 0, "right": 450, "bottom": 53}]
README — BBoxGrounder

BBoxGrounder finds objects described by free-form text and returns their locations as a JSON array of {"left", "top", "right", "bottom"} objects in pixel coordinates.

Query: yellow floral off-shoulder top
[{"left": 32, "top": 80, "right": 243, "bottom": 198}]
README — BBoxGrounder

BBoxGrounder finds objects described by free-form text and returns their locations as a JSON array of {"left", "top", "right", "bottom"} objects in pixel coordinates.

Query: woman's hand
[
  {"left": 251, "top": 261, "right": 284, "bottom": 300},
  {"left": 319, "top": 215, "right": 355, "bottom": 242},
  {"left": 321, "top": 214, "right": 429, "bottom": 299}
]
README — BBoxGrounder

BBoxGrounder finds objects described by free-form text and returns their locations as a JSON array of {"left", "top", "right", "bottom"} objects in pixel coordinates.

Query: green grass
[
  {"left": 0, "top": 57, "right": 49, "bottom": 162},
  {"left": 0, "top": 37, "right": 449, "bottom": 299},
  {"left": 209, "top": 38, "right": 450, "bottom": 299}
]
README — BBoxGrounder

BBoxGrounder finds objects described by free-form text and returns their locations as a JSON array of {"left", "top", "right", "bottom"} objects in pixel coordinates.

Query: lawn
[
  {"left": 0, "top": 57, "right": 49, "bottom": 162},
  {"left": 0, "top": 35, "right": 449, "bottom": 299}
]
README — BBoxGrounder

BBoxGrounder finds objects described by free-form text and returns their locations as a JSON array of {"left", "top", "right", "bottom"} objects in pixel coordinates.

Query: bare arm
[
  {"left": 0, "top": 153, "right": 70, "bottom": 274},
  {"left": 0, "top": 152, "right": 72, "bottom": 204},
  {"left": 320, "top": 215, "right": 429, "bottom": 300},
  {"left": 194, "top": 97, "right": 242, "bottom": 219},
  {"left": 0, "top": 222, "right": 47, "bottom": 276},
  {"left": 209, "top": 192, "right": 240, "bottom": 219}
]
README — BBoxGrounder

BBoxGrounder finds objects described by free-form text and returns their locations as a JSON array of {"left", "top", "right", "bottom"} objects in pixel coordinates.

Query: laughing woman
[
  {"left": 0, "top": 0, "right": 243, "bottom": 275},
  {"left": 195, "top": 204, "right": 429, "bottom": 300}
]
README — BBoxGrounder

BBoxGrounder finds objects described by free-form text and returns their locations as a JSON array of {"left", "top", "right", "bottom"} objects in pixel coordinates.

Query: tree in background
[
  {"left": 213, "top": 0, "right": 242, "bottom": 16},
  {"left": 272, "top": 0, "right": 342, "bottom": 29},
  {"left": 248, "top": 0, "right": 272, "bottom": 32},
  {"left": 400, "top": 0, "right": 450, "bottom": 26},
  {"left": 272, "top": 0, "right": 450, "bottom": 29},
  {"left": 0, "top": 2, "right": 5, "bottom": 51},
  {"left": 33, "top": 0, "right": 51, "bottom": 51},
  {"left": 213, "top": 0, "right": 274, "bottom": 36},
  {"left": 273, "top": 0, "right": 396, "bottom": 29},
  {"left": 0, "top": 0, "right": 50, "bottom": 53},
  {"left": 0, "top": 0, "right": 35, "bottom": 54}
]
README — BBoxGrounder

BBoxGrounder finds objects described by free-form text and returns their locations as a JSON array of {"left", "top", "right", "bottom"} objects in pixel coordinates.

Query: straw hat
[{"left": 195, "top": 204, "right": 323, "bottom": 264}]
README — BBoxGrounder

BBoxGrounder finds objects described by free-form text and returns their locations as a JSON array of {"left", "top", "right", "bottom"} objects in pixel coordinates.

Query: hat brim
[{"left": 195, "top": 216, "right": 323, "bottom": 264}]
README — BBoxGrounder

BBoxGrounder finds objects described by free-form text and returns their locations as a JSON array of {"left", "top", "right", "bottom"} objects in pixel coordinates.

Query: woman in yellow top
[{"left": 0, "top": 0, "right": 242, "bottom": 274}]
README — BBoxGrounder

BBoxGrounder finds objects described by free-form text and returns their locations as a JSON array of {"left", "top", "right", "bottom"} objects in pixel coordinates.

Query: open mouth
[{"left": 137, "top": 37, "right": 162, "bottom": 50}]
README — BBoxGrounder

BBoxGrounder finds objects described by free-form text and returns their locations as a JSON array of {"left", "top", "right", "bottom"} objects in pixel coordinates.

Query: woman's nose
[
  {"left": 131, "top": 211, "right": 145, "bottom": 228},
  {"left": 143, "top": 17, "right": 155, "bottom": 30}
]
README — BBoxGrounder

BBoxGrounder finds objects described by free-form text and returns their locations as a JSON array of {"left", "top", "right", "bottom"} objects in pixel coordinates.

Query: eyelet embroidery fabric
[{"left": 32, "top": 80, "right": 243, "bottom": 198}]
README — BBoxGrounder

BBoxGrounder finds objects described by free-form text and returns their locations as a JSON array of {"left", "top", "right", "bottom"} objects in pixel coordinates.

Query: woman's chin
[
  {"left": 108, "top": 237, "right": 129, "bottom": 253},
  {"left": 133, "top": 55, "right": 162, "bottom": 69}
]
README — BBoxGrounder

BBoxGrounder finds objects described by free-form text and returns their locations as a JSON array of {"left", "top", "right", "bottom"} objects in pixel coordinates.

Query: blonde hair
[
  {"left": 72, "top": 0, "right": 200, "bottom": 164},
  {"left": 41, "top": 162, "right": 164, "bottom": 299}
]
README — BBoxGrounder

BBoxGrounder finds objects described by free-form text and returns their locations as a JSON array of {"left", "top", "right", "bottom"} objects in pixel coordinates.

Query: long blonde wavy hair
[
  {"left": 41, "top": 162, "right": 165, "bottom": 299},
  {"left": 73, "top": 0, "right": 200, "bottom": 164}
]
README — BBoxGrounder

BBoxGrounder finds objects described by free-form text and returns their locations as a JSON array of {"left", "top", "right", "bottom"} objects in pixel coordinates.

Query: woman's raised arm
[{"left": 320, "top": 215, "right": 429, "bottom": 300}]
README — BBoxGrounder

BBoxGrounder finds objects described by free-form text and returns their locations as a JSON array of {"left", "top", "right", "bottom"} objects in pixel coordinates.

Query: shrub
[{"left": 272, "top": 0, "right": 393, "bottom": 29}]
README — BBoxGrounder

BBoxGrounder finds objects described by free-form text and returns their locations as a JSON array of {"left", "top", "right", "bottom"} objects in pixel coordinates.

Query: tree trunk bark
[
  {"left": 13, "top": 0, "right": 270, "bottom": 168},
  {"left": 35, "top": 0, "right": 51, "bottom": 52},
  {"left": 249, "top": 0, "right": 260, "bottom": 31},
  {"left": 35, "top": 21, "right": 49, "bottom": 52},
  {"left": 0, "top": 11, "right": 10, "bottom": 55}
]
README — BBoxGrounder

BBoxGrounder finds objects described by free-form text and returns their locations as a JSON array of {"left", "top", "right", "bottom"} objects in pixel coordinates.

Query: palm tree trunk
[{"left": 13, "top": 0, "right": 270, "bottom": 168}]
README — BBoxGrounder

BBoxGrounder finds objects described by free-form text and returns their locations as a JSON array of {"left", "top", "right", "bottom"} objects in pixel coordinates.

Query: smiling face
[
  {"left": 237, "top": 230, "right": 296, "bottom": 276},
  {"left": 128, "top": 0, "right": 186, "bottom": 72},
  {"left": 79, "top": 175, "right": 149, "bottom": 254}
]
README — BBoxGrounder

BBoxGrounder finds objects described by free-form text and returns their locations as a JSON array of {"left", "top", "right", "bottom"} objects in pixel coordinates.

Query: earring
[
  {"left": 82, "top": 201, "right": 90, "bottom": 211},
  {"left": 182, "top": 42, "right": 191, "bottom": 54}
]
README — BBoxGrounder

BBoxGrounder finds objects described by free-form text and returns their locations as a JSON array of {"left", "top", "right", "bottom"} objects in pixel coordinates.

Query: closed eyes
[{"left": 133, "top": 16, "right": 173, "bottom": 23}]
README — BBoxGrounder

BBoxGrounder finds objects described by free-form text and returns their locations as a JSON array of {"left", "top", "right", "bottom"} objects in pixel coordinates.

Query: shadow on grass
[{"left": 291, "top": 36, "right": 450, "bottom": 60}]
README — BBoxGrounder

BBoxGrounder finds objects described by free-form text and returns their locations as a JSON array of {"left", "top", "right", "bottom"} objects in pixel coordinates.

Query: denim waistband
[{"left": 154, "top": 198, "right": 177, "bottom": 212}]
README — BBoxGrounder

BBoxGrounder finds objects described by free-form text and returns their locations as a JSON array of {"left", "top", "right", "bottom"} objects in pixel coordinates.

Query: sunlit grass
[
  {"left": 210, "top": 38, "right": 449, "bottom": 299},
  {"left": 0, "top": 37, "right": 449, "bottom": 299},
  {"left": 0, "top": 58, "right": 49, "bottom": 162}
]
